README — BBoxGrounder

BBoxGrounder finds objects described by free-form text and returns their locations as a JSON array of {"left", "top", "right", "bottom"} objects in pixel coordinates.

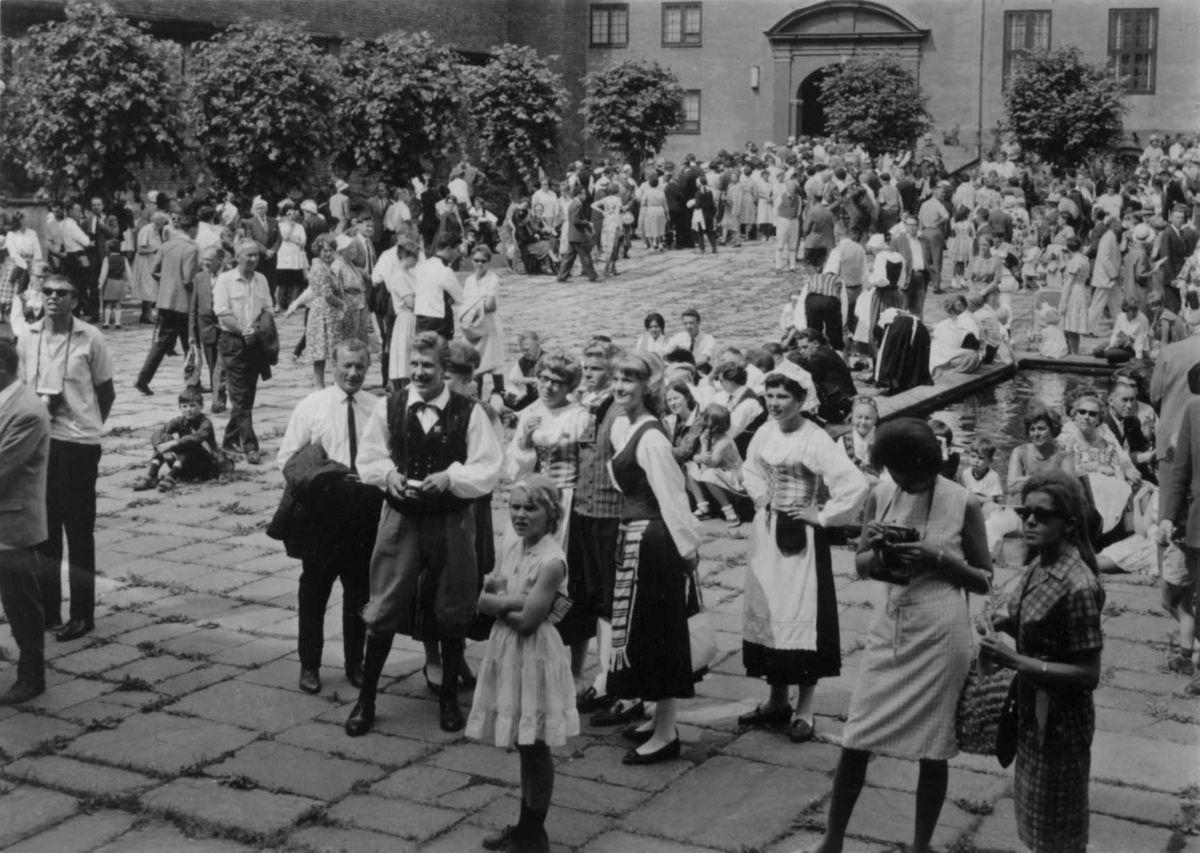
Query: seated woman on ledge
[
  {"left": 928, "top": 295, "right": 982, "bottom": 379},
  {"left": 1091, "top": 296, "right": 1149, "bottom": 364},
  {"left": 1058, "top": 391, "right": 1141, "bottom": 537}
]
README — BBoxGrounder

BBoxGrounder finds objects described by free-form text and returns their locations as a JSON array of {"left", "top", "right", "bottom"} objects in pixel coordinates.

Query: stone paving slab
[
  {"left": 327, "top": 793, "right": 463, "bottom": 842},
  {"left": 91, "top": 820, "right": 257, "bottom": 853},
  {"left": 141, "top": 777, "right": 322, "bottom": 836},
  {"left": 288, "top": 825, "right": 419, "bottom": 853},
  {"left": 3, "top": 810, "right": 137, "bottom": 853},
  {"left": 169, "top": 680, "right": 334, "bottom": 733},
  {"left": 204, "top": 739, "right": 385, "bottom": 800},
  {"left": 64, "top": 711, "right": 260, "bottom": 775},
  {"left": 2, "top": 754, "right": 156, "bottom": 796}
]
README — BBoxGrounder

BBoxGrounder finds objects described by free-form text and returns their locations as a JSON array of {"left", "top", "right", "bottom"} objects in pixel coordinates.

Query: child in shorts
[{"left": 133, "top": 387, "right": 221, "bottom": 492}]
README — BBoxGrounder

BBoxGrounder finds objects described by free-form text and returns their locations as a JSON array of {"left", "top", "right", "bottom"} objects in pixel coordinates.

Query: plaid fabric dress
[{"left": 1009, "top": 549, "right": 1104, "bottom": 853}]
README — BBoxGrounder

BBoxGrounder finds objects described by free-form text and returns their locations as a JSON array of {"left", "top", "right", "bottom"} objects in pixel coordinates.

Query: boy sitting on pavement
[{"left": 133, "top": 387, "right": 222, "bottom": 492}]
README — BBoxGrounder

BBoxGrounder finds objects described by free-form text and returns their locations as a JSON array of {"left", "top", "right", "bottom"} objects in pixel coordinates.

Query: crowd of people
[{"left": 1, "top": 131, "right": 1200, "bottom": 853}]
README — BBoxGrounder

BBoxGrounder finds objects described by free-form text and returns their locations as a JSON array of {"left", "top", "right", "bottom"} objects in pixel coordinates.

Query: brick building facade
[{"left": 2, "top": 0, "right": 1198, "bottom": 191}]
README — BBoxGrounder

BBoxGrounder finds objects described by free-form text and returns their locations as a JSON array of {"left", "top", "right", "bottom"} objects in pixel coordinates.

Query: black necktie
[{"left": 346, "top": 394, "right": 358, "bottom": 471}]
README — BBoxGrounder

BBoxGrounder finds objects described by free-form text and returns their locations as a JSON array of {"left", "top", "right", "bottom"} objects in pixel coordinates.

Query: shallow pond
[{"left": 930, "top": 369, "right": 1105, "bottom": 464}]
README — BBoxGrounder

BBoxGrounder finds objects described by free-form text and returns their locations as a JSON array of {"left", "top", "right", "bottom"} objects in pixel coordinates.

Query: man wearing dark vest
[
  {"left": 789, "top": 329, "right": 857, "bottom": 425},
  {"left": 346, "top": 332, "right": 503, "bottom": 736}
]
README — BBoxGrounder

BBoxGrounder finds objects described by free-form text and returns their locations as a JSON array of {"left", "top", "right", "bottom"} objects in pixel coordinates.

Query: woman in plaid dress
[
  {"left": 981, "top": 471, "right": 1104, "bottom": 853},
  {"left": 807, "top": 419, "right": 993, "bottom": 853}
]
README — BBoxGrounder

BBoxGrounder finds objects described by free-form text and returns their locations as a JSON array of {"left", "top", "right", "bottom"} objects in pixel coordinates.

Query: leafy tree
[
  {"left": 334, "top": 31, "right": 467, "bottom": 180},
  {"left": 0, "top": 0, "right": 185, "bottom": 197},
  {"left": 465, "top": 45, "right": 568, "bottom": 194},
  {"left": 1004, "top": 46, "right": 1127, "bottom": 168},
  {"left": 581, "top": 60, "right": 683, "bottom": 174},
  {"left": 185, "top": 20, "right": 337, "bottom": 196},
  {"left": 818, "top": 54, "right": 932, "bottom": 155}
]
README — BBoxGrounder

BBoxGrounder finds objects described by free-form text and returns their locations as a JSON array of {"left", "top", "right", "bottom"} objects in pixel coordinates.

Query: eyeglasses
[
  {"left": 1014, "top": 506, "right": 1065, "bottom": 524},
  {"left": 537, "top": 374, "right": 566, "bottom": 388},
  {"left": 41, "top": 288, "right": 74, "bottom": 297},
  {"left": 1074, "top": 408, "right": 1101, "bottom": 418}
]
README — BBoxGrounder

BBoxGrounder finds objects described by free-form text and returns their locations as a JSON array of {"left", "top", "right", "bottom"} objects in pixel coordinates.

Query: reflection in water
[{"left": 931, "top": 371, "right": 1103, "bottom": 458}]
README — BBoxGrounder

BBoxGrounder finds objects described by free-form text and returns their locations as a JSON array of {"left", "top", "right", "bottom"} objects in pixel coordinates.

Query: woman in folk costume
[
  {"left": 737, "top": 361, "right": 868, "bottom": 743},
  {"left": 605, "top": 351, "right": 703, "bottom": 765},
  {"left": 505, "top": 351, "right": 594, "bottom": 695},
  {"left": 806, "top": 418, "right": 992, "bottom": 853}
]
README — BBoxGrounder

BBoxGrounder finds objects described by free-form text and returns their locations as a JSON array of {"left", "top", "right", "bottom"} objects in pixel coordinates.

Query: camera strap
[{"left": 34, "top": 316, "right": 73, "bottom": 396}]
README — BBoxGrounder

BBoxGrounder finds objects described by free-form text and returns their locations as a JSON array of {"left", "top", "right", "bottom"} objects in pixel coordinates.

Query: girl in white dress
[
  {"left": 468, "top": 474, "right": 580, "bottom": 853},
  {"left": 459, "top": 245, "right": 507, "bottom": 400}
]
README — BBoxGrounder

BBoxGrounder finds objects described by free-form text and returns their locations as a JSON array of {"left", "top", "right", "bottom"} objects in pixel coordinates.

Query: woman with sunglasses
[
  {"left": 979, "top": 471, "right": 1104, "bottom": 853},
  {"left": 809, "top": 418, "right": 991, "bottom": 853},
  {"left": 505, "top": 352, "right": 594, "bottom": 701},
  {"left": 1058, "top": 392, "right": 1141, "bottom": 537},
  {"left": 459, "top": 245, "right": 506, "bottom": 401}
]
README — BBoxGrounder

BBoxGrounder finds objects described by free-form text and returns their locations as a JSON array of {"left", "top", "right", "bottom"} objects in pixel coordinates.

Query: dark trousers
[
  {"left": 1092, "top": 343, "right": 1135, "bottom": 364},
  {"left": 670, "top": 210, "right": 693, "bottom": 248},
  {"left": 219, "top": 334, "right": 262, "bottom": 453},
  {"left": 416, "top": 313, "right": 454, "bottom": 340},
  {"left": 805, "top": 293, "right": 844, "bottom": 352},
  {"left": 299, "top": 542, "right": 371, "bottom": 674},
  {"left": 696, "top": 212, "right": 719, "bottom": 252},
  {"left": 38, "top": 440, "right": 102, "bottom": 624},
  {"left": 906, "top": 270, "right": 929, "bottom": 318},
  {"left": 844, "top": 284, "right": 862, "bottom": 350},
  {"left": 557, "top": 240, "right": 599, "bottom": 282},
  {"left": 137, "top": 308, "right": 191, "bottom": 387},
  {"left": 64, "top": 252, "right": 97, "bottom": 318},
  {"left": 0, "top": 548, "right": 46, "bottom": 688}
]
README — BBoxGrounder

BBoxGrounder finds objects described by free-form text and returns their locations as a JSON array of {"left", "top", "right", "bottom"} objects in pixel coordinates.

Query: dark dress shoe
[
  {"left": 622, "top": 736, "right": 681, "bottom": 765},
  {"left": 737, "top": 704, "right": 793, "bottom": 728},
  {"left": 590, "top": 699, "right": 645, "bottom": 727},
  {"left": 346, "top": 667, "right": 364, "bottom": 688},
  {"left": 0, "top": 681, "right": 46, "bottom": 706},
  {"left": 575, "top": 686, "right": 609, "bottom": 713},
  {"left": 135, "top": 383, "right": 153, "bottom": 396},
  {"left": 246, "top": 451, "right": 262, "bottom": 465},
  {"left": 621, "top": 725, "right": 654, "bottom": 744},
  {"left": 506, "top": 826, "right": 549, "bottom": 852},
  {"left": 439, "top": 697, "right": 465, "bottom": 733},
  {"left": 788, "top": 717, "right": 816, "bottom": 743},
  {"left": 482, "top": 825, "right": 516, "bottom": 851},
  {"left": 211, "top": 402, "right": 227, "bottom": 414},
  {"left": 344, "top": 699, "right": 375, "bottom": 737},
  {"left": 298, "top": 669, "right": 321, "bottom": 694},
  {"left": 56, "top": 619, "right": 93, "bottom": 642}
]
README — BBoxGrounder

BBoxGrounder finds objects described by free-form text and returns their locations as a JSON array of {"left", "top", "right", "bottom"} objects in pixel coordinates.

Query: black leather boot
[
  {"left": 345, "top": 632, "right": 393, "bottom": 737},
  {"left": 439, "top": 637, "right": 465, "bottom": 733}
]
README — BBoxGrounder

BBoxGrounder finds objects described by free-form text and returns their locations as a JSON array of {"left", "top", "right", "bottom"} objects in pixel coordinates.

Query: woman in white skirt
[
  {"left": 805, "top": 418, "right": 992, "bottom": 853},
  {"left": 737, "top": 365, "right": 868, "bottom": 742},
  {"left": 459, "top": 245, "right": 506, "bottom": 400},
  {"left": 376, "top": 235, "right": 419, "bottom": 388}
]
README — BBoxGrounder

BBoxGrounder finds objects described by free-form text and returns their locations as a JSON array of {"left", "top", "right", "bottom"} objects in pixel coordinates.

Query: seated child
[
  {"left": 1037, "top": 305, "right": 1068, "bottom": 359},
  {"left": 685, "top": 404, "right": 745, "bottom": 527},
  {"left": 133, "top": 388, "right": 222, "bottom": 492},
  {"left": 958, "top": 439, "right": 1020, "bottom": 554},
  {"left": 930, "top": 419, "right": 960, "bottom": 480}
]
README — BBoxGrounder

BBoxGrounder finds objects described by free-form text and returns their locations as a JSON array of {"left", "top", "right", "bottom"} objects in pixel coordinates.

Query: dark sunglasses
[
  {"left": 1014, "top": 506, "right": 1064, "bottom": 524},
  {"left": 1074, "top": 408, "right": 1101, "bottom": 418},
  {"left": 41, "top": 288, "right": 74, "bottom": 297}
]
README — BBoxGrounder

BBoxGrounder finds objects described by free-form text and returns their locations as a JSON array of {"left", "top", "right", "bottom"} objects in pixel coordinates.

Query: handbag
[
  {"left": 955, "top": 592, "right": 1017, "bottom": 761},
  {"left": 773, "top": 511, "right": 808, "bottom": 556},
  {"left": 689, "top": 574, "right": 717, "bottom": 673}
]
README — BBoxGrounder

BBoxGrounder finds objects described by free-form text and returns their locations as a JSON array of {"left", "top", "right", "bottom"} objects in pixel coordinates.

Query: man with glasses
[{"left": 17, "top": 275, "right": 115, "bottom": 642}]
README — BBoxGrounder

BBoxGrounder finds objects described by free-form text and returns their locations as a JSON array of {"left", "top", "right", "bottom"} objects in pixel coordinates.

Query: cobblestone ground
[{"left": 1, "top": 241, "right": 1197, "bottom": 853}]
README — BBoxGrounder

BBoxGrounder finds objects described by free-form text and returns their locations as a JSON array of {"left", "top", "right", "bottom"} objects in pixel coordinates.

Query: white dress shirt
[
  {"left": 413, "top": 256, "right": 464, "bottom": 319},
  {"left": 668, "top": 330, "right": 717, "bottom": 363},
  {"left": 213, "top": 267, "right": 274, "bottom": 334},
  {"left": 355, "top": 385, "right": 503, "bottom": 497},
  {"left": 277, "top": 385, "right": 379, "bottom": 470},
  {"left": 62, "top": 217, "right": 91, "bottom": 253},
  {"left": 714, "top": 387, "right": 766, "bottom": 440},
  {"left": 384, "top": 200, "right": 412, "bottom": 232}
]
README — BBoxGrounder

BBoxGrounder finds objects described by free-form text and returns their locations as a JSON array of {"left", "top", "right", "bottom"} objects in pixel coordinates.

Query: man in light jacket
[
  {"left": 1088, "top": 217, "right": 1123, "bottom": 337},
  {"left": 136, "top": 215, "right": 200, "bottom": 395}
]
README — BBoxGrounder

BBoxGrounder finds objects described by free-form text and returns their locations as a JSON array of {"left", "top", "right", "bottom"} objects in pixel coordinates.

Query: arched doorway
[{"left": 795, "top": 65, "right": 838, "bottom": 138}]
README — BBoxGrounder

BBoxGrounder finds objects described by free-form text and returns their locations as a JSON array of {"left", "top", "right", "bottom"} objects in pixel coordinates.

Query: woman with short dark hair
[
  {"left": 1007, "top": 403, "right": 1076, "bottom": 499},
  {"left": 636, "top": 312, "right": 670, "bottom": 356},
  {"left": 811, "top": 418, "right": 991, "bottom": 853},
  {"left": 980, "top": 471, "right": 1104, "bottom": 853}
]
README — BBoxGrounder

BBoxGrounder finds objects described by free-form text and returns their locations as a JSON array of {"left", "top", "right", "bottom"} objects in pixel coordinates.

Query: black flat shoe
[
  {"left": 0, "top": 681, "right": 46, "bottom": 706},
  {"left": 737, "top": 704, "right": 793, "bottom": 728},
  {"left": 788, "top": 717, "right": 816, "bottom": 743},
  {"left": 621, "top": 725, "right": 654, "bottom": 744},
  {"left": 439, "top": 698, "right": 465, "bottom": 733},
  {"left": 344, "top": 699, "right": 375, "bottom": 737},
  {"left": 575, "top": 686, "right": 609, "bottom": 713},
  {"left": 345, "top": 667, "right": 364, "bottom": 689},
  {"left": 298, "top": 669, "right": 321, "bottom": 694},
  {"left": 622, "top": 736, "right": 681, "bottom": 765},
  {"left": 56, "top": 619, "right": 93, "bottom": 643},
  {"left": 590, "top": 699, "right": 645, "bottom": 727}
]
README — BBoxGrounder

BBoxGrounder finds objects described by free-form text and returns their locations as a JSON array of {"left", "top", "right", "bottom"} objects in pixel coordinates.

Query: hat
[
  {"left": 335, "top": 234, "right": 354, "bottom": 252},
  {"left": 1132, "top": 223, "right": 1153, "bottom": 242},
  {"left": 334, "top": 179, "right": 349, "bottom": 193},
  {"left": 1173, "top": 203, "right": 1190, "bottom": 215},
  {"left": 300, "top": 199, "right": 319, "bottom": 215}
]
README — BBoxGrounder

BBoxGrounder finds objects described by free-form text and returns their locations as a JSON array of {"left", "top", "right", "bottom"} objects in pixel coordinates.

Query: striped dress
[{"left": 841, "top": 477, "right": 975, "bottom": 760}]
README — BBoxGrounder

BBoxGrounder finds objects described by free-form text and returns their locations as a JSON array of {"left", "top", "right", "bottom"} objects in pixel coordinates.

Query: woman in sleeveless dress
[
  {"left": 1007, "top": 403, "right": 1075, "bottom": 500},
  {"left": 737, "top": 366, "right": 868, "bottom": 743},
  {"left": 606, "top": 351, "right": 702, "bottom": 765},
  {"left": 806, "top": 418, "right": 992, "bottom": 853}
]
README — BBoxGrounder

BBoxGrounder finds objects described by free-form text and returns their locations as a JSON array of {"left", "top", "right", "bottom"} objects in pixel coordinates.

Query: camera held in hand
[
  {"left": 37, "top": 388, "right": 65, "bottom": 421},
  {"left": 871, "top": 523, "right": 920, "bottom": 585}
]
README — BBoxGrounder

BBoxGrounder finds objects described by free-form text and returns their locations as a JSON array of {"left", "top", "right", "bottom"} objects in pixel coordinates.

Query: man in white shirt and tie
[
  {"left": 668, "top": 307, "right": 717, "bottom": 365},
  {"left": 277, "top": 340, "right": 381, "bottom": 696},
  {"left": 344, "top": 332, "right": 503, "bottom": 738}
]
